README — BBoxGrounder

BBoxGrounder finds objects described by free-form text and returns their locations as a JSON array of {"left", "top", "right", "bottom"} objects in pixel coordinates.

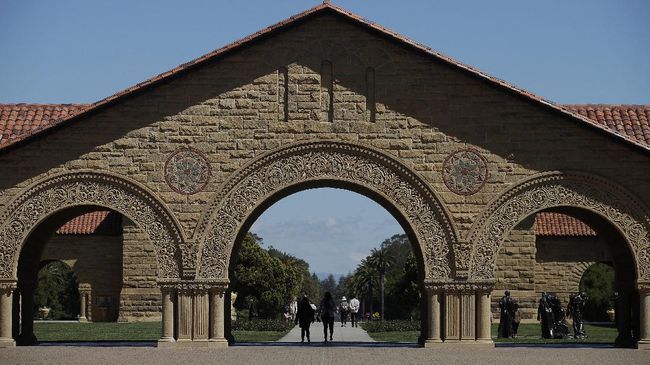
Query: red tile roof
[
  {"left": 56, "top": 211, "right": 122, "bottom": 235},
  {"left": 535, "top": 212, "right": 596, "bottom": 237},
  {"left": 0, "top": 104, "right": 88, "bottom": 148},
  {"left": 563, "top": 105, "right": 650, "bottom": 147},
  {"left": 0, "top": 3, "right": 649, "bottom": 153}
]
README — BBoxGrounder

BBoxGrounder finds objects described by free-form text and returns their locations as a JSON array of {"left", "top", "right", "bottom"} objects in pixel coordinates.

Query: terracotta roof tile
[
  {"left": 56, "top": 211, "right": 122, "bottom": 235},
  {"left": 0, "top": 3, "right": 648, "bottom": 153},
  {"left": 0, "top": 104, "right": 88, "bottom": 148},
  {"left": 563, "top": 105, "right": 650, "bottom": 147},
  {"left": 535, "top": 212, "right": 596, "bottom": 237}
]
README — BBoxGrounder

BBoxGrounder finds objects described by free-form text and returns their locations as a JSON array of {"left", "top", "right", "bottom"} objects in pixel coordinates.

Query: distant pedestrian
[
  {"left": 349, "top": 297, "right": 360, "bottom": 327},
  {"left": 295, "top": 295, "right": 315, "bottom": 343},
  {"left": 320, "top": 292, "right": 336, "bottom": 342},
  {"left": 339, "top": 296, "right": 349, "bottom": 327}
]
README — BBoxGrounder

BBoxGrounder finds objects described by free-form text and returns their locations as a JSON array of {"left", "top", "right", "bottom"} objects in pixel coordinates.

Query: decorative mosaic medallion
[
  {"left": 442, "top": 149, "right": 488, "bottom": 195},
  {"left": 165, "top": 148, "right": 211, "bottom": 195}
]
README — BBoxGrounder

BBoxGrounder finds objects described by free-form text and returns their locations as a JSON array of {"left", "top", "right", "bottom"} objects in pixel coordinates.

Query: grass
[
  {"left": 366, "top": 323, "right": 617, "bottom": 344},
  {"left": 492, "top": 323, "right": 617, "bottom": 344},
  {"left": 33, "top": 321, "right": 290, "bottom": 343},
  {"left": 34, "top": 321, "right": 161, "bottom": 342}
]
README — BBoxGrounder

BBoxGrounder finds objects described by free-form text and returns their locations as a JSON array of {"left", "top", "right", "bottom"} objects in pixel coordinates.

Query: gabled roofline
[{"left": 1, "top": 2, "right": 648, "bottom": 154}]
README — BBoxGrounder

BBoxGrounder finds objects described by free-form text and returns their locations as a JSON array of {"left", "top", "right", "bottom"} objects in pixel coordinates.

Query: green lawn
[
  {"left": 366, "top": 323, "right": 617, "bottom": 344},
  {"left": 34, "top": 321, "right": 161, "bottom": 342},
  {"left": 33, "top": 321, "right": 289, "bottom": 343}
]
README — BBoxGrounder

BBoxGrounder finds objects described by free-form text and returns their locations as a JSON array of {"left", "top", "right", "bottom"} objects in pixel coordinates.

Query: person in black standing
[
  {"left": 497, "top": 290, "right": 515, "bottom": 338},
  {"left": 320, "top": 292, "right": 336, "bottom": 342},
  {"left": 537, "top": 292, "right": 554, "bottom": 339},
  {"left": 295, "top": 295, "right": 315, "bottom": 343}
]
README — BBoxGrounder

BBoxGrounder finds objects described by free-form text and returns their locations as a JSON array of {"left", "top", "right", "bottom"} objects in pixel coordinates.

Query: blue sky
[{"left": 1, "top": 1, "right": 648, "bottom": 275}]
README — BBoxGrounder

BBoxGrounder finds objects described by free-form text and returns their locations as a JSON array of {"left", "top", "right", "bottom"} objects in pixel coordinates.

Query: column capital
[
  {"left": 0, "top": 279, "right": 16, "bottom": 292},
  {"left": 157, "top": 278, "right": 229, "bottom": 292},
  {"left": 424, "top": 279, "right": 495, "bottom": 293},
  {"left": 637, "top": 280, "right": 650, "bottom": 293}
]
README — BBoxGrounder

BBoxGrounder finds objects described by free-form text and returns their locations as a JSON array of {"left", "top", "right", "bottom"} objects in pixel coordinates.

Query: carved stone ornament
[
  {"left": 443, "top": 149, "right": 488, "bottom": 196},
  {"left": 424, "top": 280, "right": 495, "bottom": 293},
  {"left": 0, "top": 172, "right": 183, "bottom": 279},
  {"left": 165, "top": 148, "right": 211, "bottom": 195},
  {"left": 468, "top": 172, "right": 650, "bottom": 280},
  {"left": 197, "top": 141, "right": 458, "bottom": 280}
]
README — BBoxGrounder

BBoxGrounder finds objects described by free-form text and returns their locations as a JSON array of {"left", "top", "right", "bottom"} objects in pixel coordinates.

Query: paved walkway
[
  {"left": 2, "top": 345, "right": 649, "bottom": 365},
  {"left": 278, "top": 322, "right": 374, "bottom": 343}
]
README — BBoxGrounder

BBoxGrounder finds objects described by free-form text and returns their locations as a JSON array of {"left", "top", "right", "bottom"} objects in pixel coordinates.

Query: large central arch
[{"left": 196, "top": 140, "right": 459, "bottom": 281}]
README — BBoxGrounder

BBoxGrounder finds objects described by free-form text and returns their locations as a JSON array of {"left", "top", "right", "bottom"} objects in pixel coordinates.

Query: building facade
[{"left": 0, "top": 3, "right": 649, "bottom": 348}]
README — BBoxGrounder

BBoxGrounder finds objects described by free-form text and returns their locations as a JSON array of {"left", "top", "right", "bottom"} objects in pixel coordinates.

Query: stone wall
[{"left": 119, "top": 218, "right": 161, "bottom": 322}]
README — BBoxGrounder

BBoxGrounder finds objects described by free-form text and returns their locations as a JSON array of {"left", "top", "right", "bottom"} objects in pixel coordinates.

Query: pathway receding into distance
[{"left": 278, "top": 322, "right": 375, "bottom": 343}]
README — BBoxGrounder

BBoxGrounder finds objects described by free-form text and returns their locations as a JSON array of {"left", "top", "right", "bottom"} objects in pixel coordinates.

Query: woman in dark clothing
[
  {"left": 295, "top": 296, "right": 315, "bottom": 343},
  {"left": 320, "top": 291, "right": 336, "bottom": 342}
]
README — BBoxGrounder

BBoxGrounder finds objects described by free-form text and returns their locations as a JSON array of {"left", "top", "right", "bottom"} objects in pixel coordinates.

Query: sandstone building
[{"left": 0, "top": 3, "right": 649, "bottom": 348}]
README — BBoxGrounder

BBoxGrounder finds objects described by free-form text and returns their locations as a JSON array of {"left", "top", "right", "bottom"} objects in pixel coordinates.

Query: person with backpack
[{"left": 319, "top": 292, "right": 336, "bottom": 342}]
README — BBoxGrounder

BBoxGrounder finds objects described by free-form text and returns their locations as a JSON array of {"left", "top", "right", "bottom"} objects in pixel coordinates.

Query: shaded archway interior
[
  {"left": 508, "top": 206, "right": 638, "bottom": 344},
  {"left": 225, "top": 179, "right": 429, "bottom": 344},
  {"left": 15, "top": 205, "right": 124, "bottom": 344}
]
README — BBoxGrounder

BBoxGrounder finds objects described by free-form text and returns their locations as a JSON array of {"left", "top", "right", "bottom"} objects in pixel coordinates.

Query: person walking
[
  {"left": 349, "top": 296, "right": 360, "bottom": 327},
  {"left": 295, "top": 295, "right": 315, "bottom": 343},
  {"left": 497, "top": 290, "right": 515, "bottom": 338},
  {"left": 339, "top": 296, "right": 349, "bottom": 327},
  {"left": 320, "top": 291, "right": 336, "bottom": 342}
]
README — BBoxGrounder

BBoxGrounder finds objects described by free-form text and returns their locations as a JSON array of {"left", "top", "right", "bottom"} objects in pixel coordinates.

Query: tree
[
  {"left": 579, "top": 262, "right": 615, "bottom": 322},
  {"left": 367, "top": 246, "right": 396, "bottom": 320},
  {"left": 350, "top": 261, "right": 377, "bottom": 317},
  {"left": 34, "top": 261, "right": 79, "bottom": 320}
]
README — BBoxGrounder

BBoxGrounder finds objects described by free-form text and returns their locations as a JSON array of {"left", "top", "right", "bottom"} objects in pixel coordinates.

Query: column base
[
  {"left": 637, "top": 340, "right": 650, "bottom": 350},
  {"left": 157, "top": 338, "right": 176, "bottom": 348},
  {"left": 0, "top": 338, "right": 16, "bottom": 347},
  {"left": 78, "top": 317, "right": 88, "bottom": 323},
  {"left": 208, "top": 338, "right": 229, "bottom": 348},
  {"left": 423, "top": 339, "right": 443, "bottom": 348}
]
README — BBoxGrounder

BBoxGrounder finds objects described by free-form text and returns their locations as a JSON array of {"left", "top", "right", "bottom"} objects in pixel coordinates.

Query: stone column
[
  {"left": 0, "top": 281, "right": 17, "bottom": 347},
  {"left": 424, "top": 286, "right": 442, "bottom": 346},
  {"left": 209, "top": 284, "right": 228, "bottom": 347},
  {"left": 476, "top": 288, "right": 493, "bottom": 343},
  {"left": 78, "top": 284, "right": 91, "bottom": 322},
  {"left": 158, "top": 287, "right": 175, "bottom": 344},
  {"left": 638, "top": 285, "right": 650, "bottom": 350},
  {"left": 193, "top": 290, "right": 209, "bottom": 341},
  {"left": 17, "top": 280, "right": 37, "bottom": 345},
  {"left": 176, "top": 289, "right": 193, "bottom": 342}
]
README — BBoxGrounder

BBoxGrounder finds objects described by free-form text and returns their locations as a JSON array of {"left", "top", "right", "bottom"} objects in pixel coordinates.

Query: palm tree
[{"left": 367, "top": 247, "right": 395, "bottom": 320}]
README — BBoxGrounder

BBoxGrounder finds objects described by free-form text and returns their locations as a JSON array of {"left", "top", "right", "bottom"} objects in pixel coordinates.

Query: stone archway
[
  {"left": 466, "top": 171, "right": 650, "bottom": 346},
  {"left": 0, "top": 171, "right": 185, "bottom": 280},
  {"left": 196, "top": 140, "right": 458, "bottom": 280},
  {"left": 467, "top": 171, "right": 649, "bottom": 281},
  {"left": 192, "top": 140, "right": 460, "bottom": 346},
  {"left": 0, "top": 171, "right": 186, "bottom": 346}
]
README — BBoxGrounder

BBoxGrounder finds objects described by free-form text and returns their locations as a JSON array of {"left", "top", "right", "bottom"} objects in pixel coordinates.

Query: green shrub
[
  {"left": 361, "top": 320, "right": 420, "bottom": 332},
  {"left": 231, "top": 318, "right": 294, "bottom": 332}
]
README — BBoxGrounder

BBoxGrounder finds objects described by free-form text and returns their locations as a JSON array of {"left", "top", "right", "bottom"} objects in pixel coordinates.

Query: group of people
[
  {"left": 293, "top": 292, "right": 361, "bottom": 343},
  {"left": 497, "top": 290, "right": 588, "bottom": 340}
]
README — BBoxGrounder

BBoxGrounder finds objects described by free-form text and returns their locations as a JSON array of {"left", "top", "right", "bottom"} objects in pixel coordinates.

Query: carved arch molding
[
  {"left": 196, "top": 141, "right": 458, "bottom": 280},
  {"left": 0, "top": 171, "right": 184, "bottom": 279},
  {"left": 468, "top": 172, "right": 650, "bottom": 281}
]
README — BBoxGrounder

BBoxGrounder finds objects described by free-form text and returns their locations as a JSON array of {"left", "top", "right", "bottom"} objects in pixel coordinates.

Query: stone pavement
[
  {"left": 2, "top": 345, "right": 650, "bottom": 365},
  {"left": 278, "top": 322, "right": 375, "bottom": 343}
]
